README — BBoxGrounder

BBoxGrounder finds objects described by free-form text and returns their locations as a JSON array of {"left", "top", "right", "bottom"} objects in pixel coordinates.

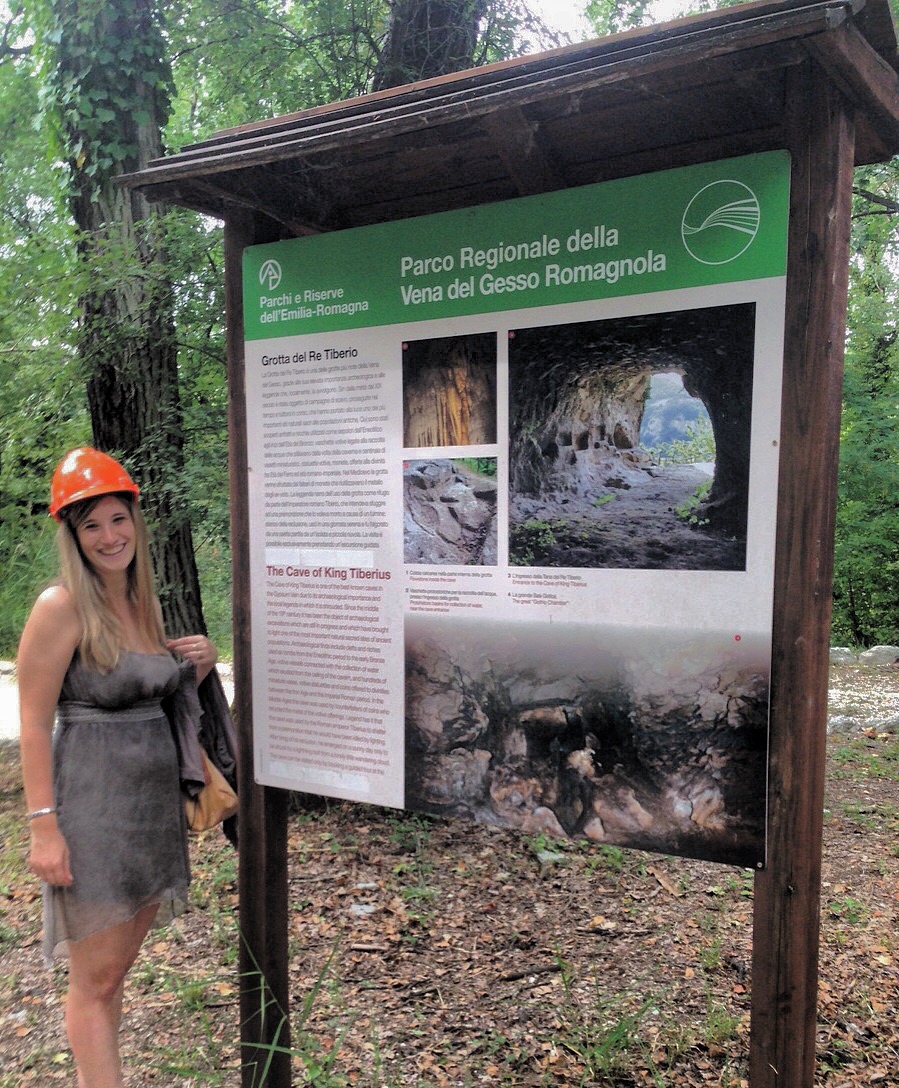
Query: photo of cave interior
[
  {"left": 402, "top": 331, "right": 497, "bottom": 448},
  {"left": 405, "top": 616, "right": 769, "bottom": 867},
  {"left": 508, "top": 304, "right": 757, "bottom": 570}
]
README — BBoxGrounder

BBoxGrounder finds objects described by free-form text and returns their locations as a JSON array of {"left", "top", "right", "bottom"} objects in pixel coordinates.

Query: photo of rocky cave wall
[
  {"left": 404, "top": 458, "right": 498, "bottom": 565},
  {"left": 404, "top": 617, "right": 769, "bottom": 866},
  {"left": 508, "top": 304, "right": 756, "bottom": 570},
  {"left": 402, "top": 332, "right": 497, "bottom": 448}
]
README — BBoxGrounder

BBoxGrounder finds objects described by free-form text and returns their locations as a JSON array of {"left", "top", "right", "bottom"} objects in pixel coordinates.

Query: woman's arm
[{"left": 18, "top": 585, "right": 81, "bottom": 887}]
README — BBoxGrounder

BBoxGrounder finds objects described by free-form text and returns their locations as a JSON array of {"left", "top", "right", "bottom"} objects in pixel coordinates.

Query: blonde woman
[{"left": 18, "top": 447, "right": 218, "bottom": 1088}]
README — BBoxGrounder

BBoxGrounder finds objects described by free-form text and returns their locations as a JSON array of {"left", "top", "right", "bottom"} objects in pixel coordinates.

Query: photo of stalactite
[
  {"left": 404, "top": 458, "right": 498, "bottom": 565},
  {"left": 404, "top": 616, "right": 769, "bottom": 867},
  {"left": 508, "top": 304, "right": 756, "bottom": 570},
  {"left": 403, "top": 332, "right": 497, "bottom": 448}
]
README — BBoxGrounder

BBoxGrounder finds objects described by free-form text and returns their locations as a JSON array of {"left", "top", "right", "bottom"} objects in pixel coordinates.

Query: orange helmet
[{"left": 49, "top": 447, "right": 140, "bottom": 522}]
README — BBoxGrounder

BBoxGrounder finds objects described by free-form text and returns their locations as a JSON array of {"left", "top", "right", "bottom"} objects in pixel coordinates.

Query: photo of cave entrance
[{"left": 508, "top": 303, "right": 756, "bottom": 570}]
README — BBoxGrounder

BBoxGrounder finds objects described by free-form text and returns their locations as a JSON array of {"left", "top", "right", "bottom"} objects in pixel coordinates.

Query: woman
[{"left": 18, "top": 447, "right": 217, "bottom": 1088}]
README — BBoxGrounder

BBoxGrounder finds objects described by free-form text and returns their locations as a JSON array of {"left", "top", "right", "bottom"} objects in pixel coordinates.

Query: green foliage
[
  {"left": 239, "top": 939, "right": 352, "bottom": 1088},
  {"left": 827, "top": 893, "right": 868, "bottom": 923},
  {"left": 164, "top": 0, "right": 570, "bottom": 146},
  {"left": 554, "top": 955, "right": 663, "bottom": 1083},
  {"left": 647, "top": 415, "right": 716, "bottom": 466},
  {"left": 0, "top": 11, "right": 90, "bottom": 654},
  {"left": 159, "top": 207, "right": 232, "bottom": 649},
  {"left": 832, "top": 161, "right": 899, "bottom": 647},
  {"left": 674, "top": 478, "right": 712, "bottom": 526},
  {"left": 29, "top": 0, "right": 173, "bottom": 189},
  {"left": 166, "top": 0, "right": 387, "bottom": 144},
  {"left": 0, "top": 520, "right": 59, "bottom": 656},
  {"left": 830, "top": 732, "right": 899, "bottom": 782},
  {"left": 474, "top": 0, "right": 572, "bottom": 60},
  {"left": 509, "top": 518, "right": 562, "bottom": 564},
  {"left": 456, "top": 456, "right": 497, "bottom": 478},
  {"left": 585, "top": 0, "right": 655, "bottom": 34},
  {"left": 4, "top": 0, "right": 899, "bottom": 657}
]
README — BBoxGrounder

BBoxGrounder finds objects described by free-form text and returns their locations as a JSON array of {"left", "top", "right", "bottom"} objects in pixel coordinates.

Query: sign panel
[{"left": 243, "top": 151, "right": 790, "bottom": 866}]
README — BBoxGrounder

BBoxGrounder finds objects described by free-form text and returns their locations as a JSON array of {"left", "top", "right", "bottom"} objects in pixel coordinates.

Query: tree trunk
[
  {"left": 51, "top": 0, "right": 205, "bottom": 637},
  {"left": 373, "top": 0, "right": 486, "bottom": 90}
]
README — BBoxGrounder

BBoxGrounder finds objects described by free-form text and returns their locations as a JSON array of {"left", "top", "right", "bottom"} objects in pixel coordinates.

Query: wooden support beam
[
  {"left": 197, "top": 176, "right": 325, "bottom": 237},
  {"left": 803, "top": 19, "right": 899, "bottom": 146},
  {"left": 749, "top": 60, "right": 856, "bottom": 1088},
  {"left": 226, "top": 209, "right": 293, "bottom": 1088}
]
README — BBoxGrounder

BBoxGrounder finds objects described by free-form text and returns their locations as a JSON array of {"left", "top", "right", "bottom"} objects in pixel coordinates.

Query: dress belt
[{"left": 57, "top": 700, "right": 166, "bottom": 724}]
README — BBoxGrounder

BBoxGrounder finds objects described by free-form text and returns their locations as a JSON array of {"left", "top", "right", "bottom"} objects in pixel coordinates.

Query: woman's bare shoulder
[
  {"left": 17, "top": 585, "right": 81, "bottom": 707},
  {"left": 21, "top": 585, "right": 81, "bottom": 647},
  {"left": 33, "top": 583, "right": 77, "bottom": 618}
]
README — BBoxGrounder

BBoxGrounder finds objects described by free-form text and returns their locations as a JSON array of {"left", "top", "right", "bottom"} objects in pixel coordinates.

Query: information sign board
[{"left": 242, "top": 150, "right": 790, "bottom": 865}]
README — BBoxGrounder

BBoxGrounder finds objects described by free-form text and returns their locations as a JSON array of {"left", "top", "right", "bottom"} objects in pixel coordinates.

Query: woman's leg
[{"left": 65, "top": 902, "right": 159, "bottom": 1088}]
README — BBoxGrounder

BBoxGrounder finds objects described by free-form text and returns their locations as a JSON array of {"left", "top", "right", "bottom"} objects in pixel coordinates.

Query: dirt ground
[
  {"left": 509, "top": 464, "right": 745, "bottom": 570},
  {"left": 0, "top": 663, "right": 896, "bottom": 1087}
]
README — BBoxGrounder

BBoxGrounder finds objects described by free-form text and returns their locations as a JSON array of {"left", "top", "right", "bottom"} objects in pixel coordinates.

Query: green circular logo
[{"left": 681, "top": 180, "right": 761, "bottom": 265}]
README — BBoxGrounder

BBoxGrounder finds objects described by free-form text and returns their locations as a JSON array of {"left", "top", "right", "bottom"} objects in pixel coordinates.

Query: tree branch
[
  {"left": 853, "top": 186, "right": 899, "bottom": 215},
  {"left": 1, "top": 9, "right": 32, "bottom": 62}
]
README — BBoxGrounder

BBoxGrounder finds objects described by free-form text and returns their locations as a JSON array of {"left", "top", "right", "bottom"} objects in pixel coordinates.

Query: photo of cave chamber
[
  {"left": 405, "top": 616, "right": 769, "bottom": 866},
  {"left": 404, "top": 458, "right": 498, "bottom": 565},
  {"left": 403, "top": 332, "right": 497, "bottom": 448},
  {"left": 508, "top": 304, "right": 757, "bottom": 570}
]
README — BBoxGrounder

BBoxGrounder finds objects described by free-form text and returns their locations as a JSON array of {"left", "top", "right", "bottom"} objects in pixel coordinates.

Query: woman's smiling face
[{"left": 74, "top": 495, "right": 136, "bottom": 579}]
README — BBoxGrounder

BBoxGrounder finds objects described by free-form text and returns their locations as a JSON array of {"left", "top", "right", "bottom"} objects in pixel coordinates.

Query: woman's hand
[
  {"left": 167, "top": 635, "right": 219, "bottom": 683},
  {"left": 29, "top": 819, "right": 73, "bottom": 887}
]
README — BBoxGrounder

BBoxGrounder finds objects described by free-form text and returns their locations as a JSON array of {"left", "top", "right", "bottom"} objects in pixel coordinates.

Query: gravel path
[{"left": 0, "top": 663, "right": 18, "bottom": 743}]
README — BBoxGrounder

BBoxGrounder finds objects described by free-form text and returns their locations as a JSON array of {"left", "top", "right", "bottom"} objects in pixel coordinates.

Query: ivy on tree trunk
[{"left": 46, "top": 0, "right": 206, "bottom": 637}]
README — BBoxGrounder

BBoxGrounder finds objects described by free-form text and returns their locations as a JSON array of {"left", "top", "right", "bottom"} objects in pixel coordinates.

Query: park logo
[
  {"left": 680, "top": 179, "right": 761, "bottom": 265},
  {"left": 259, "top": 259, "right": 283, "bottom": 291}
]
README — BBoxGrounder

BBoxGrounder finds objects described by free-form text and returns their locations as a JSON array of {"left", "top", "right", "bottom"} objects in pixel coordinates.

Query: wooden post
[
  {"left": 749, "top": 60, "right": 856, "bottom": 1087},
  {"left": 225, "top": 209, "right": 293, "bottom": 1088}
]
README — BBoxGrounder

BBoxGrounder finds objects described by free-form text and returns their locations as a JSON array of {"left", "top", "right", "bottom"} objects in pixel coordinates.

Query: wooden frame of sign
[{"left": 124, "top": 1, "right": 899, "bottom": 1083}]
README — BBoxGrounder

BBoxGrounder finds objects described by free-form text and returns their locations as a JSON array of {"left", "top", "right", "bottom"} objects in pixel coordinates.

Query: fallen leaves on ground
[{"left": 0, "top": 664, "right": 896, "bottom": 1086}]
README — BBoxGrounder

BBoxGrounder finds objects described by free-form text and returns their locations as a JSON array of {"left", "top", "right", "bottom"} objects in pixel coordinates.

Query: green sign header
[{"left": 243, "top": 151, "right": 790, "bottom": 340}]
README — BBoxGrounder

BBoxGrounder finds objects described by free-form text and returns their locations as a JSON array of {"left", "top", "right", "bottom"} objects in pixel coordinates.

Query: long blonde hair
[{"left": 56, "top": 494, "right": 167, "bottom": 672}]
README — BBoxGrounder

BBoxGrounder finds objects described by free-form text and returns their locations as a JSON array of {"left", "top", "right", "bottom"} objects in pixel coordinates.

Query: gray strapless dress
[{"left": 44, "top": 651, "right": 190, "bottom": 961}]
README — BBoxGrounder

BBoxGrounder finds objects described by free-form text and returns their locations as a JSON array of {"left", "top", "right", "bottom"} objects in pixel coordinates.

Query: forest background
[{"left": 1, "top": 0, "right": 897, "bottom": 658}]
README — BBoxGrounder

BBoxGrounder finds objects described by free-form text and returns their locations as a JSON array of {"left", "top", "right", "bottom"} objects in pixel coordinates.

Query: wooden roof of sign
[{"left": 123, "top": 0, "right": 899, "bottom": 235}]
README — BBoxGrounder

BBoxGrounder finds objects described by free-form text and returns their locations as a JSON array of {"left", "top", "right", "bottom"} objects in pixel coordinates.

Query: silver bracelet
[{"left": 26, "top": 807, "right": 56, "bottom": 821}]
